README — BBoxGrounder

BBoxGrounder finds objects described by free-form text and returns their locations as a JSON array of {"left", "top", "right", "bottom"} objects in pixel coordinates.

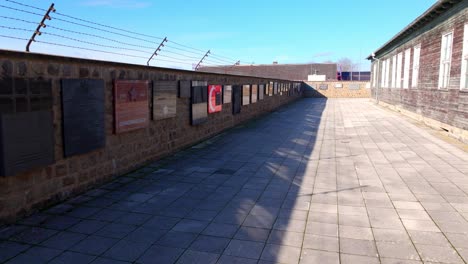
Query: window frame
[
  {"left": 438, "top": 31, "right": 453, "bottom": 89},
  {"left": 460, "top": 24, "right": 468, "bottom": 90},
  {"left": 403, "top": 48, "right": 411, "bottom": 88},
  {"left": 412, "top": 44, "right": 421, "bottom": 88},
  {"left": 396, "top": 52, "right": 403, "bottom": 88}
]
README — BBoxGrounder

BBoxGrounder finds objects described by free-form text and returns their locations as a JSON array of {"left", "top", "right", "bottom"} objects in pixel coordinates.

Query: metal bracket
[
  {"left": 194, "top": 50, "right": 210, "bottom": 71},
  {"left": 26, "top": 3, "right": 55, "bottom": 52},
  {"left": 147, "top": 37, "right": 167, "bottom": 66}
]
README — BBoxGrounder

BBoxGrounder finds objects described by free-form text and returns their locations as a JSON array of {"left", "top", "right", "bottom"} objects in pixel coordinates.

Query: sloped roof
[{"left": 367, "top": 0, "right": 465, "bottom": 60}]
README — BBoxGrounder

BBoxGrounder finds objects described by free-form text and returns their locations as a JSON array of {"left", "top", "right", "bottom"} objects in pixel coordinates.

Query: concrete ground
[{"left": 1, "top": 98, "right": 468, "bottom": 264}]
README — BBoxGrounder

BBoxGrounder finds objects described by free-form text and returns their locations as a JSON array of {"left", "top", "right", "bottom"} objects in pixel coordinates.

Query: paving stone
[
  {"left": 300, "top": 249, "right": 339, "bottom": 264},
  {"left": 49, "top": 251, "right": 96, "bottom": 264},
  {"left": 223, "top": 239, "right": 264, "bottom": 259},
  {"left": 10, "top": 226, "right": 58, "bottom": 244},
  {"left": 124, "top": 226, "right": 167, "bottom": 243},
  {"left": 302, "top": 234, "right": 339, "bottom": 252},
  {"left": 71, "top": 235, "right": 118, "bottom": 255},
  {"left": 68, "top": 220, "right": 107, "bottom": 235},
  {"left": 137, "top": 245, "right": 184, "bottom": 264},
  {"left": 415, "top": 244, "right": 464, "bottom": 263},
  {"left": 339, "top": 225, "right": 374, "bottom": 240},
  {"left": 260, "top": 243, "right": 301, "bottom": 263},
  {"left": 189, "top": 235, "right": 230, "bottom": 254},
  {"left": 176, "top": 250, "right": 219, "bottom": 264},
  {"left": 305, "top": 222, "right": 338, "bottom": 237},
  {"left": 376, "top": 241, "right": 420, "bottom": 260},
  {"left": 5, "top": 246, "right": 62, "bottom": 264},
  {"left": 216, "top": 255, "right": 258, "bottom": 264},
  {"left": 172, "top": 219, "right": 210, "bottom": 233},
  {"left": 156, "top": 231, "right": 198, "bottom": 248},
  {"left": 234, "top": 226, "right": 270, "bottom": 242},
  {"left": 339, "top": 238, "right": 378, "bottom": 257},
  {"left": 103, "top": 239, "right": 151, "bottom": 262},
  {"left": 95, "top": 223, "right": 137, "bottom": 239},
  {"left": 267, "top": 230, "right": 304, "bottom": 247},
  {"left": 202, "top": 222, "right": 239, "bottom": 238},
  {"left": 0, "top": 241, "right": 30, "bottom": 262},
  {"left": 40, "top": 231, "right": 87, "bottom": 250},
  {"left": 42, "top": 216, "right": 82, "bottom": 230},
  {"left": 340, "top": 254, "right": 380, "bottom": 264}
]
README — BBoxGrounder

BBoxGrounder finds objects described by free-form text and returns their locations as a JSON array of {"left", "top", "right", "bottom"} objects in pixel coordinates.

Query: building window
[
  {"left": 373, "top": 63, "right": 378, "bottom": 87},
  {"left": 439, "top": 32, "right": 453, "bottom": 89},
  {"left": 391, "top": 55, "right": 397, "bottom": 88},
  {"left": 396, "top": 52, "right": 403, "bottom": 88},
  {"left": 381, "top": 59, "right": 386, "bottom": 88},
  {"left": 403, "top": 48, "right": 411, "bottom": 88},
  {"left": 385, "top": 59, "right": 390, "bottom": 88},
  {"left": 461, "top": 24, "right": 468, "bottom": 90},
  {"left": 412, "top": 45, "right": 421, "bottom": 88}
]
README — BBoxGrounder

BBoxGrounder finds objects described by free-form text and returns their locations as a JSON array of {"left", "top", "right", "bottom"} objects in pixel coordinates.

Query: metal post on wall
[
  {"left": 195, "top": 50, "right": 210, "bottom": 71},
  {"left": 147, "top": 37, "right": 167, "bottom": 66},
  {"left": 26, "top": 3, "right": 56, "bottom": 52}
]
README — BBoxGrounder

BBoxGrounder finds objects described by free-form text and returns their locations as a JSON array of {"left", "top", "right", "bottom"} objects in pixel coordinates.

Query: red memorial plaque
[
  {"left": 114, "top": 80, "right": 149, "bottom": 134},
  {"left": 208, "top": 85, "right": 222, "bottom": 114}
]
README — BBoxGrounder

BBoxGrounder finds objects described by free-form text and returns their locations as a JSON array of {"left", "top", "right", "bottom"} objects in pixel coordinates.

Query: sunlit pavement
[{"left": 1, "top": 98, "right": 467, "bottom": 264}]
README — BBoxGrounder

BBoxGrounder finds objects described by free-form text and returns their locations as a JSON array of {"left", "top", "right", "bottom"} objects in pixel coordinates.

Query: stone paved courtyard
[{"left": 1, "top": 98, "right": 468, "bottom": 264}]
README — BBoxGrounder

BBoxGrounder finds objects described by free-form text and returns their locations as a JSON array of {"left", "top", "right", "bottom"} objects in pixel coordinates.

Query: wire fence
[{"left": 0, "top": 0, "right": 248, "bottom": 71}]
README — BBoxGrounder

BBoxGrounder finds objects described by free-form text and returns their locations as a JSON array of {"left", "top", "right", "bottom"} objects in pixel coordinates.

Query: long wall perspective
[
  {"left": 0, "top": 50, "right": 301, "bottom": 222},
  {"left": 369, "top": 0, "right": 467, "bottom": 143}
]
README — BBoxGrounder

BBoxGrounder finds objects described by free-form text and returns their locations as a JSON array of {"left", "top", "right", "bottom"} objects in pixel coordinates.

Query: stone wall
[
  {"left": 303, "top": 81, "right": 371, "bottom": 98},
  {"left": 0, "top": 50, "right": 301, "bottom": 222}
]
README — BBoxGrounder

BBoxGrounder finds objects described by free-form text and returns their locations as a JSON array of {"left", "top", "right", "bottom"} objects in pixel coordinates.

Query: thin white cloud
[{"left": 80, "top": 0, "right": 151, "bottom": 9}]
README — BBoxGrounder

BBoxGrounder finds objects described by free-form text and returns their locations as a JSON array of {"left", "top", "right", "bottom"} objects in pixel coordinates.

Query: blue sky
[{"left": 0, "top": 0, "right": 437, "bottom": 70}]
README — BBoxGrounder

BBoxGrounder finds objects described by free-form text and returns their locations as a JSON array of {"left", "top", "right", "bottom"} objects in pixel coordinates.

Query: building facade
[
  {"left": 368, "top": 0, "right": 467, "bottom": 142},
  {"left": 198, "top": 63, "right": 337, "bottom": 81}
]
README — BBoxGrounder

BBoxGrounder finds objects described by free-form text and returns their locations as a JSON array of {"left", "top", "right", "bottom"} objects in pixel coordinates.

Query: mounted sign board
[
  {"left": 208, "top": 85, "right": 222, "bottom": 113},
  {"left": 0, "top": 78, "right": 52, "bottom": 114},
  {"left": 191, "top": 81, "right": 208, "bottom": 125},
  {"left": 269, "top": 82, "right": 273, "bottom": 96},
  {"left": 0, "top": 111, "right": 54, "bottom": 176},
  {"left": 259, "top": 84, "right": 264, "bottom": 100},
  {"left": 242, "top": 85, "right": 250, "bottom": 105},
  {"left": 251, "top": 84, "right": 258, "bottom": 103},
  {"left": 179, "top": 80, "right": 191, "bottom": 98},
  {"left": 335, "top": 83, "right": 343, "bottom": 88},
  {"left": 274, "top": 82, "right": 278, "bottom": 94},
  {"left": 114, "top": 80, "right": 149, "bottom": 133},
  {"left": 223, "top": 85, "right": 232, "bottom": 104},
  {"left": 61, "top": 79, "right": 105, "bottom": 157},
  {"left": 319, "top": 84, "right": 328, "bottom": 90},
  {"left": 153, "top": 81, "right": 177, "bottom": 120},
  {"left": 232, "top": 85, "right": 241, "bottom": 115},
  {"left": 349, "top": 83, "right": 360, "bottom": 90}
]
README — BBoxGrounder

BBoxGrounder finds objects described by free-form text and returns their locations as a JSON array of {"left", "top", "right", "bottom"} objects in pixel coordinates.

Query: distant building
[
  {"left": 337, "top": 71, "right": 371, "bottom": 81},
  {"left": 197, "top": 63, "right": 337, "bottom": 81},
  {"left": 368, "top": 0, "right": 467, "bottom": 141}
]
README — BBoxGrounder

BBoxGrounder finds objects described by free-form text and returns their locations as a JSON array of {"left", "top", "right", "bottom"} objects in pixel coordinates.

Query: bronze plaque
[
  {"left": 242, "top": 85, "right": 250, "bottom": 105},
  {"left": 251, "top": 84, "right": 258, "bottom": 103},
  {"left": 153, "top": 81, "right": 177, "bottom": 120},
  {"left": 61, "top": 79, "right": 105, "bottom": 157},
  {"left": 0, "top": 111, "right": 54, "bottom": 176},
  {"left": 114, "top": 80, "right": 149, "bottom": 133}
]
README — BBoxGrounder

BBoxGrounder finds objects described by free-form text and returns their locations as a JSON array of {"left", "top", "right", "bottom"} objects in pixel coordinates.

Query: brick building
[
  {"left": 368, "top": 0, "right": 467, "bottom": 142},
  {"left": 198, "top": 63, "right": 337, "bottom": 81}
]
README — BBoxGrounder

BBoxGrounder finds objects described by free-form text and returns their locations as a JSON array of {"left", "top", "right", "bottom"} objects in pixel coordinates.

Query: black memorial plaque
[
  {"left": 179, "top": 80, "right": 191, "bottom": 98},
  {"left": 223, "top": 85, "right": 232, "bottom": 104},
  {"left": 0, "top": 78, "right": 52, "bottom": 114},
  {"left": 61, "top": 79, "right": 105, "bottom": 157},
  {"left": 259, "top": 84, "right": 264, "bottom": 100},
  {"left": 232, "top": 85, "right": 241, "bottom": 115},
  {"left": 319, "top": 84, "right": 328, "bottom": 90},
  {"left": 154, "top": 81, "right": 177, "bottom": 120},
  {"left": 191, "top": 81, "right": 208, "bottom": 125},
  {"left": 242, "top": 85, "right": 250, "bottom": 106},
  {"left": 0, "top": 111, "right": 54, "bottom": 176}
]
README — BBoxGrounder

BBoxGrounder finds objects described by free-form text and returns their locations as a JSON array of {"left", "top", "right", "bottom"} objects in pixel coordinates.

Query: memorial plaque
[
  {"left": 251, "top": 84, "right": 258, "bottom": 103},
  {"left": 0, "top": 111, "right": 54, "bottom": 176},
  {"left": 191, "top": 81, "right": 208, "bottom": 125},
  {"left": 232, "top": 85, "right": 241, "bottom": 115},
  {"left": 114, "top": 80, "right": 149, "bottom": 133},
  {"left": 269, "top": 82, "right": 273, "bottom": 96},
  {"left": 274, "top": 82, "right": 278, "bottom": 94},
  {"left": 61, "top": 79, "right": 105, "bottom": 157},
  {"left": 0, "top": 78, "right": 52, "bottom": 114},
  {"left": 349, "top": 83, "right": 360, "bottom": 90},
  {"left": 242, "top": 85, "right": 250, "bottom": 105},
  {"left": 153, "top": 81, "right": 177, "bottom": 120},
  {"left": 179, "top": 80, "right": 191, "bottom": 98},
  {"left": 335, "top": 83, "right": 343, "bottom": 88},
  {"left": 259, "top": 84, "right": 265, "bottom": 100},
  {"left": 208, "top": 85, "right": 222, "bottom": 114},
  {"left": 319, "top": 84, "right": 328, "bottom": 90},
  {"left": 223, "top": 85, "right": 232, "bottom": 104}
]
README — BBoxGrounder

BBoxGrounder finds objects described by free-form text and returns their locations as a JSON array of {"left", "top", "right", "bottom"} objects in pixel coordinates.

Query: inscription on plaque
[
  {"left": 153, "top": 81, "right": 177, "bottom": 120},
  {"left": 259, "top": 84, "right": 265, "bottom": 100},
  {"left": 179, "top": 80, "right": 191, "bottom": 98},
  {"left": 319, "top": 84, "right": 328, "bottom": 90},
  {"left": 349, "top": 83, "right": 360, "bottom": 90},
  {"left": 242, "top": 85, "right": 250, "bottom": 105},
  {"left": 251, "top": 84, "right": 258, "bottom": 103},
  {"left": 114, "top": 80, "right": 149, "bottom": 133},
  {"left": 223, "top": 85, "right": 232, "bottom": 104},
  {"left": 208, "top": 85, "right": 222, "bottom": 114},
  {"left": 0, "top": 78, "right": 52, "bottom": 114},
  {"left": 335, "top": 83, "right": 343, "bottom": 88},
  {"left": 191, "top": 81, "right": 208, "bottom": 125},
  {"left": 232, "top": 85, "right": 241, "bottom": 115},
  {"left": 62, "top": 79, "right": 105, "bottom": 157},
  {"left": 0, "top": 111, "right": 54, "bottom": 176}
]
